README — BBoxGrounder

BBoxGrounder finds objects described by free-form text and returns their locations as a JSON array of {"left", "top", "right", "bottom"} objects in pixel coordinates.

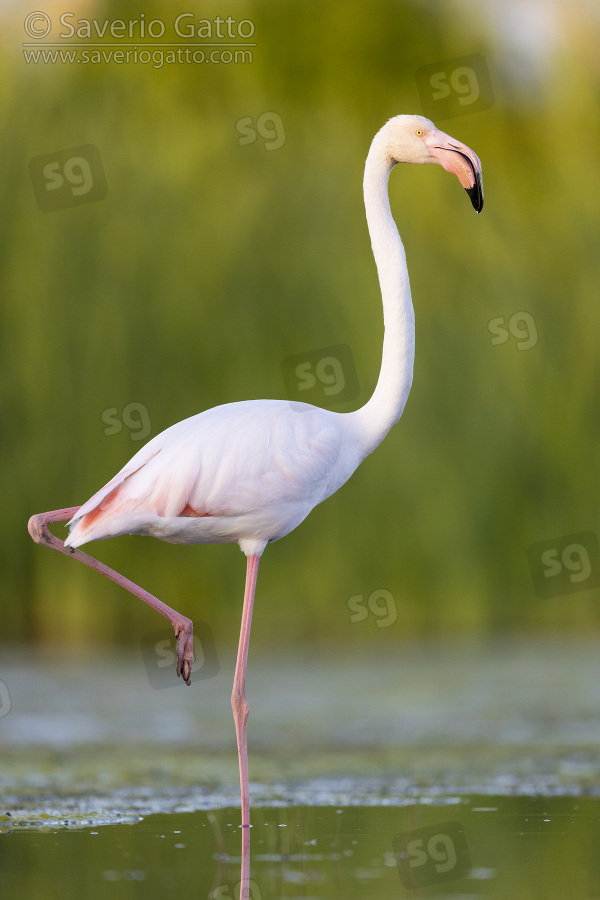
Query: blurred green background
[{"left": 2, "top": 0, "right": 599, "bottom": 654}]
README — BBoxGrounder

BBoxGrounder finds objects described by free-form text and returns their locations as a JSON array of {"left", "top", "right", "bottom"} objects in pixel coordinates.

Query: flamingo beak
[{"left": 423, "top": 129, "right": 484, "bottom": 213}]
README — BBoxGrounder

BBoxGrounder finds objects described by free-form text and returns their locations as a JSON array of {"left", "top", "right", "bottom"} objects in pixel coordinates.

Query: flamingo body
[{"left": 65, "top": 400, "right": 366, "bottom": 557}]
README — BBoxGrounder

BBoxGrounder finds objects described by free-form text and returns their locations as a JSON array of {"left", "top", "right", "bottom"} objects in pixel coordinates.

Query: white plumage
[{"left": 65, "top": 400, "right": 364, "bottom": 556}]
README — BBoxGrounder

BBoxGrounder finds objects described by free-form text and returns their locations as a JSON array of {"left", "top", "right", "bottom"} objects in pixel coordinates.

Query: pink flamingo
[{"left": 28, "top": 114, "right": 482, "bottom": 835}]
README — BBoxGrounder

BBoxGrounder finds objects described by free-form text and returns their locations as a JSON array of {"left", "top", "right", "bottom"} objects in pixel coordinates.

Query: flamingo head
[{"left": 381, "top": 114, "right": 484, "bottom": 213}]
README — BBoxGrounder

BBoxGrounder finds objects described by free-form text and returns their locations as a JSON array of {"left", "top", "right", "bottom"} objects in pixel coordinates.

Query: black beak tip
[{"left": 466, "top": 175, "right": 484, "bottom": 214}]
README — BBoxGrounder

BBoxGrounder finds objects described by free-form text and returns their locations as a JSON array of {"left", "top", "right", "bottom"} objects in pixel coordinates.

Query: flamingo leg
[
  {"left": 231, "top": 553, "right": 259, "bottom": 887},
  {"left": 27, "top": 507, "right": 194, "bottom": 684}
]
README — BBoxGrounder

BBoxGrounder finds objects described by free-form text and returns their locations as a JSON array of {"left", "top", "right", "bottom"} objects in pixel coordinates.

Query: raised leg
[
  {"left": 231, "top": 554, "right": 259, "bottom": 888},
  {"left": 28, "top": 507, "right": 194, "bottom": 684}
]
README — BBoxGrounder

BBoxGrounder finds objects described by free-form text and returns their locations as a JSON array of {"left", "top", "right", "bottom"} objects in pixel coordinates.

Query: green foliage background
[{"left": 2, "top": 0, "right": 599, "bottom": 652}]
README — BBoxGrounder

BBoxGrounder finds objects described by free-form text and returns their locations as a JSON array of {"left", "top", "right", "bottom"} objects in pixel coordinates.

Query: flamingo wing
[{"left": 65, "top": 400, "right": 357, "bottom": 552}]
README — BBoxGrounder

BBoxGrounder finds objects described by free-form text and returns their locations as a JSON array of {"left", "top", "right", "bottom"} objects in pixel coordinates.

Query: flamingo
[{"left": 28, "top": 114, "right": 483, "bottom": 835}]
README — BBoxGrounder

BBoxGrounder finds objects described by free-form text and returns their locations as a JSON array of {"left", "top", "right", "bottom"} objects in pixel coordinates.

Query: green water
[
  {"left": 2, "top": 641, "right": 600, "bottom": 896},
  {"left": 2, "top": 799, "right": 600, "bottom": 899}
]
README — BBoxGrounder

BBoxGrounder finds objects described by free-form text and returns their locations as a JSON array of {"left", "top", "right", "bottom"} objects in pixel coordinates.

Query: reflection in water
[
  {"left": 201, "top": 797, "right": 600, "bottom": 898},
  {"left": 208, "top": 810, "right": 252, "bottom": 900},
  {"left": 5, "top": 797, "right": 593, "bottom": 899}
]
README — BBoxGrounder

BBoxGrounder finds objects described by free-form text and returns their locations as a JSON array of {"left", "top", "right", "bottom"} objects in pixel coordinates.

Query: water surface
[
  {"left": 3, "top": 798, "right": 600, "bottom": 898},
  {"left": 2, "top": 640, "right": 600, "bottom": 897}
]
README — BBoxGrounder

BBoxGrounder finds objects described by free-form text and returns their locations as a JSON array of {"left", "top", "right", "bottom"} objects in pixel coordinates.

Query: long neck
[{"left": 350, "top": 137, "right": 415, "bottom": 455}]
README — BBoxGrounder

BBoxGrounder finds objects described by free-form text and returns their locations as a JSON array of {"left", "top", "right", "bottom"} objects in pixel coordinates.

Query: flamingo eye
[{"left": 415, "top": 129, "right": 424, "bottom": 136}]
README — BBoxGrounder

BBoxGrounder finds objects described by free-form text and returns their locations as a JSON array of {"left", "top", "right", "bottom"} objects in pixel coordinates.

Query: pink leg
[
  {"left": 231, "top": 555, "right": 259, "bottom": 887},
  {"left": 28, "top": 507, "right": 194, "bottom": 684}
]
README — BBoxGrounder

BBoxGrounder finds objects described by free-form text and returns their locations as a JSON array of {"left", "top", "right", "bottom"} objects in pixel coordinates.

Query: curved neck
[{"left": 350, "top": 135, "right": 415, "bottom": 454}]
